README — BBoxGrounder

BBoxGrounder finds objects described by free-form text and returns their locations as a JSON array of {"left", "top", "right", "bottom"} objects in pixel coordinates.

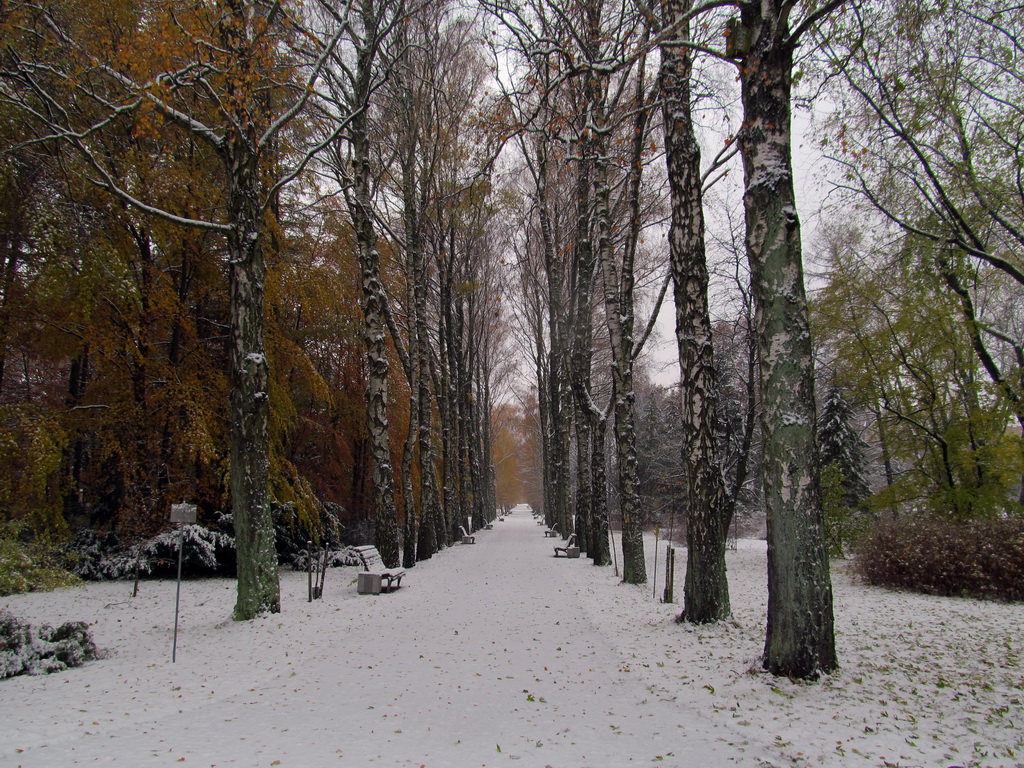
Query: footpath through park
[{"left": 0, "top": 509, "right": 770, "bottom": 767}]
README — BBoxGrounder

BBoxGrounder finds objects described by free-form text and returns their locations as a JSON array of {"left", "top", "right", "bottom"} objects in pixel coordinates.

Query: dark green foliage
[
  {"left": 819, "top": 388, "right": 872, "bottom": 557},
  {"left": 857, "top": 517, "right": 1024, "bottom": 601},
  {"left": 59, "top": 530, "right": 129, "bottom": 581},
  {"left": 0, "top": 610, "right": 102, "bottom": 678},
  {"left": 818, "top": 388, "right": 870, "bottom": 506},
  {"left": 820, "top": 464, "right": 870, "bottom": 558},
  {"left": 140, "top": 525, "right": 236, "bottom": 578},
  {"left": 60, "top": 503, "right": 360, "bottom": 579},
  {"left": 272, "top": 501, "right": 345, "bottom": 568}
]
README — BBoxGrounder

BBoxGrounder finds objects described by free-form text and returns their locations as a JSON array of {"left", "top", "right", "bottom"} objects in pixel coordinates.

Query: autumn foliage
[{"left": 857, "top": 517, "right": 1024, "bottom": 602}]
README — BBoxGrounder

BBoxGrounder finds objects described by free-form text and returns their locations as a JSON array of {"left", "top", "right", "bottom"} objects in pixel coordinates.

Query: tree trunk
[
  {"left": 351, "top": 108, "right": 400, "bottom": 568},
  {"left": 438, "top": 253, "right": 459, "bottom": 546},
  {"left": 536, "top": 149, "right": 572, "bottom": 536},
  {"left": 660, "top": 0, "right": 731, "bottom": 623},
  {"left": 401, "top": 322, "right": 419, "bottom": 568},
  {"left": 415, "top": 241, "right": 441, "bottom": 559},
  {"left": 400, "top": 146, "right": 420, "bottom": 569},
  {"left": 535, "top": 329, "right": 554, "bottom": 526},
  {"left": 590, "top": 414, "right": 612, "bottom": 566},
  {"left": 595, "top": 125, "right": 645, "bottom": 584},
  {"left": 228, "top": 159, "right": 280, "bottom": 620},
  {"left": 574, "top": 408, "right": 592, "bottom": 551},
  {"left": 569, "top": 108, "right": 597, "bottom": 549},
  {"left": 0, "top": 218, "right": 26, "bottom": 400},
  {"left": 737, "top": 4, "right": 836, "bottom": 677}
]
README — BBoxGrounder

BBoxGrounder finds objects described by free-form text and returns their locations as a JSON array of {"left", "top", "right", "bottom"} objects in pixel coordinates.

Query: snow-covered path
[{"left": 1, "top": 511, "right": 766, "bottom": 767}]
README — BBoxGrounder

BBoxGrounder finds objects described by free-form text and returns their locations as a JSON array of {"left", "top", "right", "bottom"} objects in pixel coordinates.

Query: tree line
[{"left": 2, "top": 0, "right": 1020, "bottom": 682}]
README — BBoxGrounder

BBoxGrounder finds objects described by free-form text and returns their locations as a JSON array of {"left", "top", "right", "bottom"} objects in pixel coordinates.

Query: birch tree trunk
[
  {"left": 438, "top": 251, "right": 459, "bottom": 545},
  {"left": 537, "top": 151, "right": 572, "bottom": 536},
  {"left": 591, "top": 93, "right": 645, "bottom": 582},
  {"left": 590, "top": 413, "right": 612, "bottom": 566},
  {"left": 227, "top": 165, "right": 280, "bottom": 618},
  {"left": 737, "top": 0, "right": 836, "bottom": 677},
  {"left": 660, "top": 0, "right": 731, "bottom": 623},
  {"left": 220, "top": 4, "right": 282, "bottom": 620},
  {"left": 401, "top": 156, "right": 420, "bottom": 569},
  {"left": 414, "top": 218, "right": 442, "bottom": 559},
  {"left": 350, "top": 101, "right": 400, "bottom": 567},
  {"left": 597, "top": 177, "right": 645, "bottom": 584},
  {"left": 569, "top": 103, "right": 597, "bottom": 551}
]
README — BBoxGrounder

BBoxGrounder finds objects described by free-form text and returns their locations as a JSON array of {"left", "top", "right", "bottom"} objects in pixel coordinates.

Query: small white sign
[{"left": 170, "top": 503, "right": 197, "bottom": 524}]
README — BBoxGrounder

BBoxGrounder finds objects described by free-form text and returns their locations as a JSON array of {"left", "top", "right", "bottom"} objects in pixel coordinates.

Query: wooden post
[
  {"left": 652, "top": 526, "right": 660, "bottom": 600},
  {"left": 307, "top": 541, "right": 313, "bottom": 602},
  {"left": 663, "top": 546, "right": 675, "bottom": 604}
]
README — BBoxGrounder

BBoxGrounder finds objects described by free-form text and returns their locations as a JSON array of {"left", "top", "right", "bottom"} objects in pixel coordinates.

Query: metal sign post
[{"left": 169, "top": 503, "right": 197, "bottom": 663}]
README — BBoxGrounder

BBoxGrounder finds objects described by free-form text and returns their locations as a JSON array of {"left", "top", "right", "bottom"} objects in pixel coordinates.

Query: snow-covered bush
[
  {"left": 290, "top": 546, "right": 362, "bottom": 571},
  {"left": 60, "top": 529, "right": 130, "bottom": 581},
  {"left": 140, "top": 524, "right": 235, "bottom": 578},
  {"left": 0, "top": 610, "right": 102, "bottom": 678},
  {"left": 857, "top": 516, "right": 1024, "bottom": 601},
  {"left": 61, "top": 524, "right": 236, "bottom": 580}
]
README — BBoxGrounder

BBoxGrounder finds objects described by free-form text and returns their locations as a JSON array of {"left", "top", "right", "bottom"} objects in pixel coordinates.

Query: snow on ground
[
  {"left": 1, "top": 509, "right": 1022, "bottom": 768},
  {"left": 570, "top": 533, "right": 1024, "bottom": 768}
]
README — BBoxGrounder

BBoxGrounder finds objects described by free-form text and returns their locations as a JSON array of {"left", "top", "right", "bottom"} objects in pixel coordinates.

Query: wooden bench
[
  {"left": 459, "top": 526, "right": 476, "bottom": 544},
  {"left": 543, "top": 523, "right": 560, "bottom": 538},
  {"left": 554, "top": 533, "right": 580, "bottom": 558},
  {"left": 353, "top": 545, "right": 406, "bottom": 593}
]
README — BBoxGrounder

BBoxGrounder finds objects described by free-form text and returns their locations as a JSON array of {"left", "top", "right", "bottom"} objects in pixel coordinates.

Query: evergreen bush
[
  {"left": 140, "top": 524, "right": 236, "bottom": 578},
  {"left": 856, "top": 516, "right": 1024, "bottom": 601},
  {"left": 59, "top": 503, "right": 361, "bottom": 580},
  {"left": 818, "top": 388, "right": 872, "bottom": 556}
]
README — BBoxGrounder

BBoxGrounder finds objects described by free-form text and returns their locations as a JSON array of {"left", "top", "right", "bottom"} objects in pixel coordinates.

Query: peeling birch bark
[{"left": 660, "top": 0, "right": 731, "bottom": 623}]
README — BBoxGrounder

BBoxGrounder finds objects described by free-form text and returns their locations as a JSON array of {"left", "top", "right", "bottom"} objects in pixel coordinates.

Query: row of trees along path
[{"left": 0, "top": 0, "right": 861, "bottom": 683}]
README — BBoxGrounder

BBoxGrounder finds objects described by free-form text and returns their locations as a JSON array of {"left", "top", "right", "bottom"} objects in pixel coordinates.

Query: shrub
[
  {"left": 856, "top": 516, "right": 1024, "bottom": 601},
  {"left": 60, "top": 529, "right": 128, "bottom": 581},
  {"left": 821, "top": 463, "right": 870, "bottom": 557},
  {"left": 139, "top": 524, "right": 235, "bottom": 578},
  {"left": 0, "top": 610, "right": 102, "bottom": 678},
  {"left": 273, "top": 501, "right": 349, "bottom": 569},
  {"left": 289, "top": 545, "right": 362, "bottom": 571},
  {"left": 61, "top": 523, "right": 236, "bottom": 580},
  {"left": 0, "top": 537, "right": 79, "bottom": 597}
]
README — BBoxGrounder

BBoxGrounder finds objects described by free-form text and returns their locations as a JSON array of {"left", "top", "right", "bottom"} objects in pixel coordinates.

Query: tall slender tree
[
  {"left": 732, "top": 0, "right": 843, "bottom": 677},
  {"left": 659, "top": 0, "right": 732, "bottom": 621}
]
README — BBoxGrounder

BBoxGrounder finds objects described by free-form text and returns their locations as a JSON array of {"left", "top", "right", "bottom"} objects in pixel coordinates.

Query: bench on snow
[
  {"left": 554, "top": 533, "right": 580, "bottom": 558},
  {"left": 353, "top": 545, "right": 406, "bottom": 594},
  {"left": 543, "top": 523, "right": 559, "bottom": 538},
  {"left": 459, "top": 526, "right": 476, "bottom": 544}
]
